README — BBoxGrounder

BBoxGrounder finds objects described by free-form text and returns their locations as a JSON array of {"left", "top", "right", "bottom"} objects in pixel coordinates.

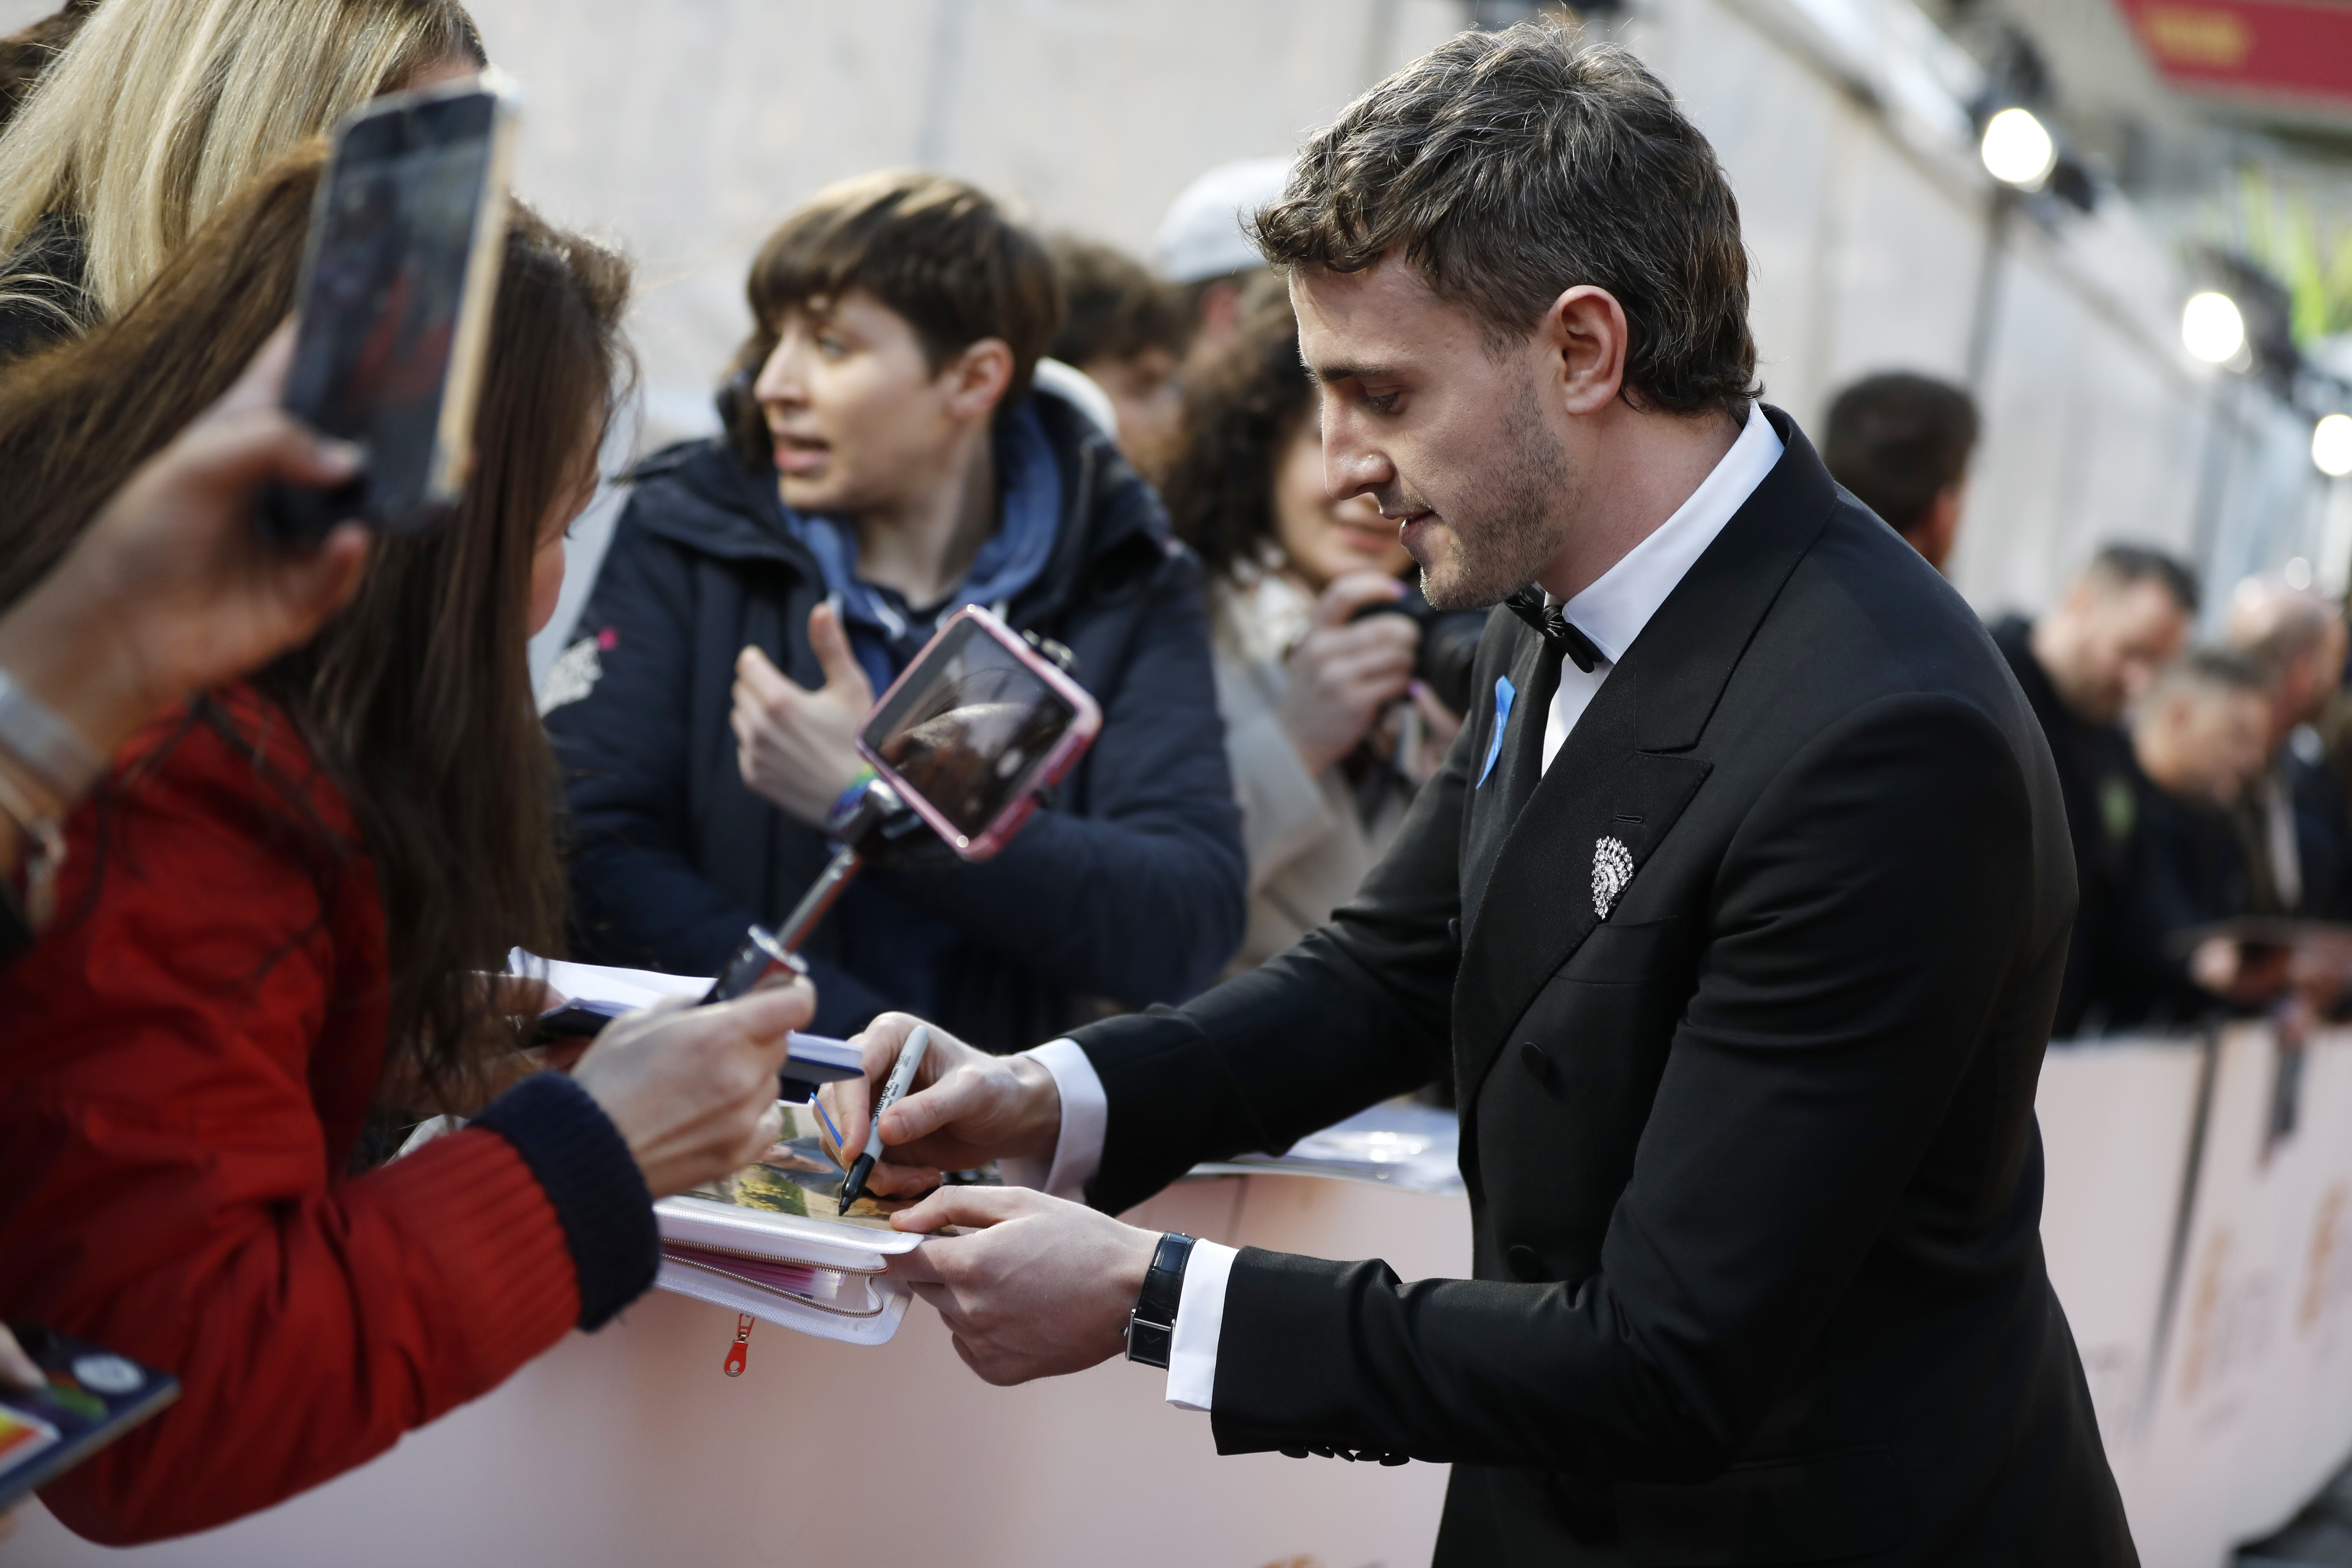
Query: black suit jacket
[{"left": 1068, "top": 412, "right": 2134, "bottom": 1566}]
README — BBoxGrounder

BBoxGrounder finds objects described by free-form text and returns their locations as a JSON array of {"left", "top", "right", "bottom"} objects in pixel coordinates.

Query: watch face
[{"left": 1125, "top": 1314, "right": 1174, "bottom": 1369}]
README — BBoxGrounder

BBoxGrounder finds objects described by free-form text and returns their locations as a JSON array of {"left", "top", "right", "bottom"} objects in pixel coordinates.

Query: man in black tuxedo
[{"left": 822, "top": 21, "right": 2133, "bottom": 1565}]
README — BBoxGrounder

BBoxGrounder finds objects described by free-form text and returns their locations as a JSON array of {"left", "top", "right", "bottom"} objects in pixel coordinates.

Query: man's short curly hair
[{"left": 1251, "top": 19, "right": 1758, "bottom": 417}]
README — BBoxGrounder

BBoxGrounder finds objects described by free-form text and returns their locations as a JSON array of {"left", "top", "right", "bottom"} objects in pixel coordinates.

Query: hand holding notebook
[
  {"left": 567, "top": 979, "right": 810, "bottom": 1200},
  {"left": 655, "top": 1104, "right": 931, "bottom": 1346},
  {"left": 497, "top": 956, "right": 920, "bottom": 1345},
  {"left": 0, "top": 1328, "right": 179, "bottom": 1513}
]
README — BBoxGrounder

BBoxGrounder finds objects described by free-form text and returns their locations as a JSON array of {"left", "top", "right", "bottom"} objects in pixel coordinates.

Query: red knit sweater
[{"left": 0, "top": 686, "right": 583, "bottom": 1544}]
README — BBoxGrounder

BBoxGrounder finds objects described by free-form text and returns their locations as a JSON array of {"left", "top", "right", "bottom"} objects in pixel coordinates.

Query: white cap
[{"left": 1151, "top": 157, "right": 1293, "bottom": 286}]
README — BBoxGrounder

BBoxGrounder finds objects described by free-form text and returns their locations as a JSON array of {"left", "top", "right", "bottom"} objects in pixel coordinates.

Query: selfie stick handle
[
  {"left": 770, "top": 776, "right": 911, "bottom": 954},
  {"left": 773, "top": 841, "right": 863, "bottom": 954}
]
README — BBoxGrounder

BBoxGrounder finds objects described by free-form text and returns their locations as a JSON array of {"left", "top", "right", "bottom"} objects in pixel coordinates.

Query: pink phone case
[{"left": 854, "top": 604, "right": 1104, "bottom": 861}]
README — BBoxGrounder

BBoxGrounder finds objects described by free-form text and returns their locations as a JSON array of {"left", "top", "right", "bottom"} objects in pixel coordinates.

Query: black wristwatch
[{"left": 1125, "top": 1232, "right": 1195, "bottom": 1369}]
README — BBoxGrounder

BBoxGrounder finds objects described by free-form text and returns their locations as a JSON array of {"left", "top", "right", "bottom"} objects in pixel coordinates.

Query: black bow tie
[{"left": 1504, "top": 587, "right": 1601, "bottom": 673}]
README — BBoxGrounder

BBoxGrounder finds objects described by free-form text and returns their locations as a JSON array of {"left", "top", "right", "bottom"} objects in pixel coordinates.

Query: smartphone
[
  {"left": 262, "top": 71, "right": 521, "bottom": 544},
  {"left": 0, "top": 1327, "right": 179, "bottom": 1511},
  {"left": 855, "top": 606, "right": 1104, "bottom": 861}
]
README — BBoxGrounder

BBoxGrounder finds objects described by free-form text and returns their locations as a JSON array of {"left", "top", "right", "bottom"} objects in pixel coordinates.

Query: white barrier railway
[
  {"left": 2046, "top": 1027, "right": 2352, "bottom": 1567},
  {"left": 14, "top": 1026, "right": 2352, "bottom": 1567}
]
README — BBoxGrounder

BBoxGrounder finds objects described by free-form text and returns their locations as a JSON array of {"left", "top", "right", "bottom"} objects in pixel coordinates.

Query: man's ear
[
  {"left": 1543, "top": 285, "right": 1630, "bottom": 417},
  {"left": 942, "top": 337, "right": 1017, "bottom": 423}
]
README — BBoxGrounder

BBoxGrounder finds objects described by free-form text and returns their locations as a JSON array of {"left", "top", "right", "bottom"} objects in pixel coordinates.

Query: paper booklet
[
  {"left": 523, "top": 954, "right": 709, "bottom": 1010},
  {"left": 459, "top": 958, "right": 912, "bottom": 1344},
  {"left": 655, "top": 1104, "right": 924, "bottom": 1346}
]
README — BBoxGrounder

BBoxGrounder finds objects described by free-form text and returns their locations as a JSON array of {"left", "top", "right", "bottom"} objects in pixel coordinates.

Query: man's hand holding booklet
[{"left": 512, "top": 955, "right": 926, "bottom": 1348}]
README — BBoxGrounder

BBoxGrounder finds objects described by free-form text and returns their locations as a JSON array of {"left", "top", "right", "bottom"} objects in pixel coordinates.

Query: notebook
[
  {"left": 653, "top": 1106, "right": 924, "bottom": 1346},
  {"left": 461, "top": 960, "right": 911, "bottom": 1343}
]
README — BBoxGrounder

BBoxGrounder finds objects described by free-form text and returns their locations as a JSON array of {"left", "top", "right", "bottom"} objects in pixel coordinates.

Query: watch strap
[{"left": 1125, "top": 1231, "right": 1194, "bottom": 1369}]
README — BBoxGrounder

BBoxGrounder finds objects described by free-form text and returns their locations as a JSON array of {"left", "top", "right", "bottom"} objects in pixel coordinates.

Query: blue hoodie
[{"left": 787, "top": 399, "right": 1063, "bottom": 694}]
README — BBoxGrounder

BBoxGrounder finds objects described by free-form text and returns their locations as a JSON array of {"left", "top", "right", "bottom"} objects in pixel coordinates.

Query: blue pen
[{"left": 808, "top": 1094, "right": 844, "bottom": 1151}]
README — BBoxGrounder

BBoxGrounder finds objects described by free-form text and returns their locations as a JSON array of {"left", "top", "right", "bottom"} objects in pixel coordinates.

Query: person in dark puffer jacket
[{"left": 544, "top": 171, "right": 1245, "bottom": 1052}]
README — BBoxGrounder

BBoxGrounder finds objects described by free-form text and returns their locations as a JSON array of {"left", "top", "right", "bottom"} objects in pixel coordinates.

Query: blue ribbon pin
[{"left": 1478, "top": 675, "right": 1515, "bottom": 787}]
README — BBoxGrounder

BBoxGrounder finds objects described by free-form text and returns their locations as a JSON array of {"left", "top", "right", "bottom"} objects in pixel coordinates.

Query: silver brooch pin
[{"left": 1592, "top": 836, "right": 1634, "bottom": 920}]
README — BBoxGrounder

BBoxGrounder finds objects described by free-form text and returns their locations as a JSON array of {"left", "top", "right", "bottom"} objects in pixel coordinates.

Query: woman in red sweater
[{"left": 0, "top": 151, "right": 810, "bottom": 1543}]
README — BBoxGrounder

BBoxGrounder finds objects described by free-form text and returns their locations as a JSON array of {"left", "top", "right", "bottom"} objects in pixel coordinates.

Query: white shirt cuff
[
  {"left": 995, "top": 1037, "right": 1104, "bottom": 1202},
  {"left": 1165, "top": 1239, "right": 1238, "bottom": 1412}
]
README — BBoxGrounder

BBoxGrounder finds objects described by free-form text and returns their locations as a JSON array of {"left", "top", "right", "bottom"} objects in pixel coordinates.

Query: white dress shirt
[
  {"left": 1541, "top": 402, "right": 1784, "bottom": 769},
  {"left": 1004, "top": 402, "right": 1785, "bottom": 1413}
]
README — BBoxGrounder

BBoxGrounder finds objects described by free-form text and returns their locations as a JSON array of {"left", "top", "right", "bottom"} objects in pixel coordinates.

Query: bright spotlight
[
  {"left": 1980, "top": 108, "right": 2057, "bottom": 188},
  {"left": 2182, "top": 292, "right": 2247, "bottom": 365},
  {"left": 2316, "top": 414, "right": 2352, "bottom": 479}
]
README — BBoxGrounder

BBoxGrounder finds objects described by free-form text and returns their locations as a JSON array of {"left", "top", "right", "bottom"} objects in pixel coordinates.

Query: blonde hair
[{"left": 0, "top": 0, "right": 481, "bottom": 325}]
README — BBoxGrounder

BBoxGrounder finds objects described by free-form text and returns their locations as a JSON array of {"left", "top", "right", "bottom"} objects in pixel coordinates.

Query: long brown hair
[
  {"left": 0, "top": 144, "right": 633, "bottom": 1102},
  {"left": 1157, "top": 280, "right": 1314, "bottom": 586}
]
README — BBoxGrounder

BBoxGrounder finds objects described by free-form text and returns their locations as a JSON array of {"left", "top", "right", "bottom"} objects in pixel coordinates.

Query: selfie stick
[
  {"left": 694, "top": 778, "right": 921, "bottom": 1103},
  {"left": 774, "top": 778, "right": 906, "bottom": 951},
  {"left": 701, "top": 778, "right": 914, "bottom": 1008}
]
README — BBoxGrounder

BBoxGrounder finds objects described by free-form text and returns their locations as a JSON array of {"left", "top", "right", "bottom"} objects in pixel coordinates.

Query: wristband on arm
[
  {"left": 0, "top": 667, "right": 102, "bottom": 801},
  {"left": 1124, "top": 1231, "right": 1194, "bottom": 1369},
  {"left": 0, "top": 666, "right": 97, "bottom": 931}
]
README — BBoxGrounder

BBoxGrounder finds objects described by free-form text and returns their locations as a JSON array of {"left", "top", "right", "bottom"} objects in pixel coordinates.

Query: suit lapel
[
  {"left": 1460, "top": 631, "right": 1560, "bottom": 938},
  {"left": 1449, "top": 407, "right": 1839, "bottom": 1137},
  {"left": 1451, "top": 683, "right": 1712, "bottom": 1115}
]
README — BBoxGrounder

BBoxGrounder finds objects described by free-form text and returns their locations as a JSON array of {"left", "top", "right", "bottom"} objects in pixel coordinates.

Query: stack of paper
[
  {"left": 517, "top": 954, "right": 863, "bottom": 1089},
  {"left": 530, "top": 955, "right": 707, "bottom": 1011}
]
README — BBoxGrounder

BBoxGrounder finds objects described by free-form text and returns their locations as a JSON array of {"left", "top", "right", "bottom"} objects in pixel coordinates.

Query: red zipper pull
[{"left": 724, "top": 1313, "right": 754, "bottom": 1377}]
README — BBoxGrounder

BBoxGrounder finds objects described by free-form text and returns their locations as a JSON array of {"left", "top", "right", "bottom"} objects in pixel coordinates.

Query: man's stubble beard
[{"left": 1404, "top": 369, "right": 1577, "bottom": 612}]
